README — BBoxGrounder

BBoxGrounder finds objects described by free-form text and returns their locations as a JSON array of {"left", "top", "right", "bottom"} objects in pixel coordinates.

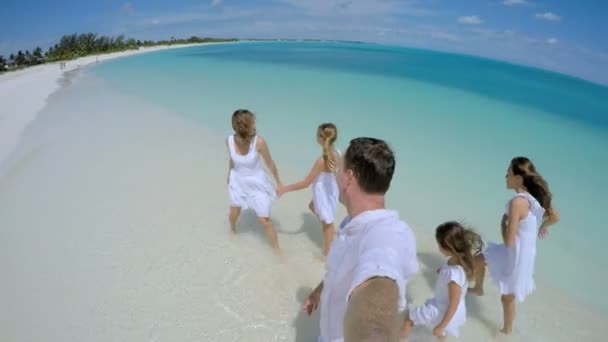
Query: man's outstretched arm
[{"left": 343, "top": 276, "right": 401, "bottom": 342}]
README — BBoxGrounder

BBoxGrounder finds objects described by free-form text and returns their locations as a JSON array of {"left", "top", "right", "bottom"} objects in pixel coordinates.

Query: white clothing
[
  {"left": 227, "top": 135, "right": 276, "bottom": 217},
  {"left": 319, "top": 209, "right": 418, "bottom": 342},
  {"left": 485, "top": 192, "right": 545, "bottom": 302},
  {"left": 409, "top": 264, "right": 468, "bottom": 337},
  {"left": 312, "top": 149, "right": 340, "bottom": 224}
]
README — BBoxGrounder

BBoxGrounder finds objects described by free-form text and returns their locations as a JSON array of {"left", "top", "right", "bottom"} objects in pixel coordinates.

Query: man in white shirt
[{"left": 302, "top": 137, "right": 418, "bottom": 342}]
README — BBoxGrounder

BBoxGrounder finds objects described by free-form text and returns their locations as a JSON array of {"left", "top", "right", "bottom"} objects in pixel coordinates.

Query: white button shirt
[{"left": 319, "top": 209, "right": 419, "bottom": 342}]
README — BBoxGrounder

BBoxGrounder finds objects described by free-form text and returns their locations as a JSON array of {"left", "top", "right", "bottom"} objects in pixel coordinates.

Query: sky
[{"left": 1, "top": 0, "right": 607, "bottom": 85}]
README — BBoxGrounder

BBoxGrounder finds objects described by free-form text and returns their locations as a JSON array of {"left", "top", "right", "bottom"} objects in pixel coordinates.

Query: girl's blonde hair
[{"left": 318, "top": 123, "right": 338, "bottom": 172}]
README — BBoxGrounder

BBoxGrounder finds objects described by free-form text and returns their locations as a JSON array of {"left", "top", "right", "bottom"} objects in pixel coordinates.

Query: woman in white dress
[
  {"left": 402, "top": 221, "right": 483, "bottom": 340},
  {"left": 277, "top": 123, "right": 339, "bottom": 257},
  {"left": 471, "top": 156, "right": 560, "bottom": 334},
  {"left": 227, "top": 109, "right": 283, "bottom": 255}
]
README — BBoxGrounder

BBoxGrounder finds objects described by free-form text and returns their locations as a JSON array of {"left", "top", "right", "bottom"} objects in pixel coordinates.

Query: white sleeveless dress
[
  {"left": 409, "top": 264, "right": 468, "bottom": 337},
  {"left": 227, "top": 135, "right": 276, "bottom": 218},
  {"left": 485, "top": 192, "right": 545, "bottom": 302},
  {"left": 311, "top": 150, "right": 340, "bottom": 225}
]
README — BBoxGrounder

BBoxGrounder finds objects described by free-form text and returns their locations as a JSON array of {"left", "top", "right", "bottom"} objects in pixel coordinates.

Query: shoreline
[{"left": 0, "top": 42, "right": 237, "bottom": 170}]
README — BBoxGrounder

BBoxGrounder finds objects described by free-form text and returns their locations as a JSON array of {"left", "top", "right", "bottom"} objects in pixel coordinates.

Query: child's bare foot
[
  {"left": 499, "top": 327, "right": 512, "bottom": 335},
  {"left": 229, "top": 228, "right": 237, "bottom": 239}
]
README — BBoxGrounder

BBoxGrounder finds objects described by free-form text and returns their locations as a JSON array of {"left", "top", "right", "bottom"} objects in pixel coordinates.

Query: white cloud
[
  {"left": 536, "top": 12, "right": 561, "bottom": 21},
  {"left": 458, "top": 16, "right": 483, "bottom": 25},
  {"left": 547, "top": 37, "right": 558, "bottom": 44},
  {"left": 210, "top": 0, "right": 222, "bottom": 7},
  {"left": 503, "top": 0, "right": 534, "bottom": 6}
]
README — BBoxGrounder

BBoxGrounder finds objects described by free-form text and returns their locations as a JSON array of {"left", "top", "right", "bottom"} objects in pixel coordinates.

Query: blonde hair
[
  {"left": 231, "top": 109, "right": 256, "bottom": 142},
  {"left": 318, "top": 123, "right": 338, "bottom": 173}
]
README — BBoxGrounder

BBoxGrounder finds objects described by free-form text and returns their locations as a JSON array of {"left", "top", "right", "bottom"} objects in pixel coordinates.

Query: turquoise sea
[{"left": 91, "top": 41, "right": 608, "bottom": 311}]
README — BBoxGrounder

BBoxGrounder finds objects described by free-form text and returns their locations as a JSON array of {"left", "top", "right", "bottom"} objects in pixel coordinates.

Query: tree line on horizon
[{"left": 0, "top": 33, "right": 238, "bottom": 72}]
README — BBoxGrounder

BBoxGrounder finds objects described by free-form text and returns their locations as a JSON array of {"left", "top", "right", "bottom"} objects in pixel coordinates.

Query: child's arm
[
  {"left": 503, "top": 196, "right": 528, "bottom": 247},
  {"left": 433, "top": 281, "right": 462, "bottom": 338},
  {"left": 278, "top": 158, "right": 324, "bottom": 196}
]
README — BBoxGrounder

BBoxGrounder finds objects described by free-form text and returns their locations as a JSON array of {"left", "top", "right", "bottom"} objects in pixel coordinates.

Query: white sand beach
[
  {"left": 0, "top": 44, "right": 605, "bottom": 341},
  {"left": 0, "top": 43, "right": 219, "bottom": 172}
]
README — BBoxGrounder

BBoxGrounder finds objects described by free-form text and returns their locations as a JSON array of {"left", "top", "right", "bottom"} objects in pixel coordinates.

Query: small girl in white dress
[
  {"left": 471, "top": 156, "right": 560, "bottom": 334},
  {"left": 277, "top": 123, "right": 340, "bottom": 257},
  {"left": 402, "top": 221, "right": 483, "bottom": 340}
]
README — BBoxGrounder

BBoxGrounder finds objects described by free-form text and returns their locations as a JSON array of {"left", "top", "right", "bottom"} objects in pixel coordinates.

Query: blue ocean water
[{"left": 92, "top": 41, "right": 608, "bottom": 310}]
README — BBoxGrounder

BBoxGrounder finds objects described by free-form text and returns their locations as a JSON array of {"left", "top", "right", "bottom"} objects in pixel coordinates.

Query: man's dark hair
[{"left": 343, "top": 137, "right": 395, "bottom": 194}]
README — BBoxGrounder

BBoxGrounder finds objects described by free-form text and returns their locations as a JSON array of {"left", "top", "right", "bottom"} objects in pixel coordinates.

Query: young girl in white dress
[
  {"left": 227, "top": 109, "right": 283, "bottom": 255},
  {"left": 277, "top": 123, "right": 340, "bottom": 257},
  {"left": 402, "top": 221, "right": 483, "bottom": 340},
  {"left": 471, "top": 156, "right": 560, "bottom": 334}
]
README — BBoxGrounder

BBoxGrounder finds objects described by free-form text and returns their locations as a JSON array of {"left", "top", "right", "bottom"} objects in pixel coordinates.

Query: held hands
[{"left": 276, "top": 185, "right": 287, "bottom": 198}]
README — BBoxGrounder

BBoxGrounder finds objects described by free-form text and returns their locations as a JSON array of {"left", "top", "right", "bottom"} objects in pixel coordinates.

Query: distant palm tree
[
  {"left": 33, "top": 47, "right": 44, "bottom": 64},
  {"left": 1, "top": 32, "right": 235, "bottom": 71},
  {"left": 24, "top": 50, "right": 32, "bottom": 65},
  {"left": 15, "top": 50, "right": 26, "bottom": 65}
]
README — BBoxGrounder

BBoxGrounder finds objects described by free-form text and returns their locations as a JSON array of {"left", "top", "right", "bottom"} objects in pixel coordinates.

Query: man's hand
[{"left": 302, "top": 286, "right": 322, "bottom": 315}]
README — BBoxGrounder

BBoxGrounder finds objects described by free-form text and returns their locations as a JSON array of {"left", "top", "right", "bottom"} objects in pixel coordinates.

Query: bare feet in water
[{"left": 500, "top": 327, "right": 512, "bottom": 335}]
